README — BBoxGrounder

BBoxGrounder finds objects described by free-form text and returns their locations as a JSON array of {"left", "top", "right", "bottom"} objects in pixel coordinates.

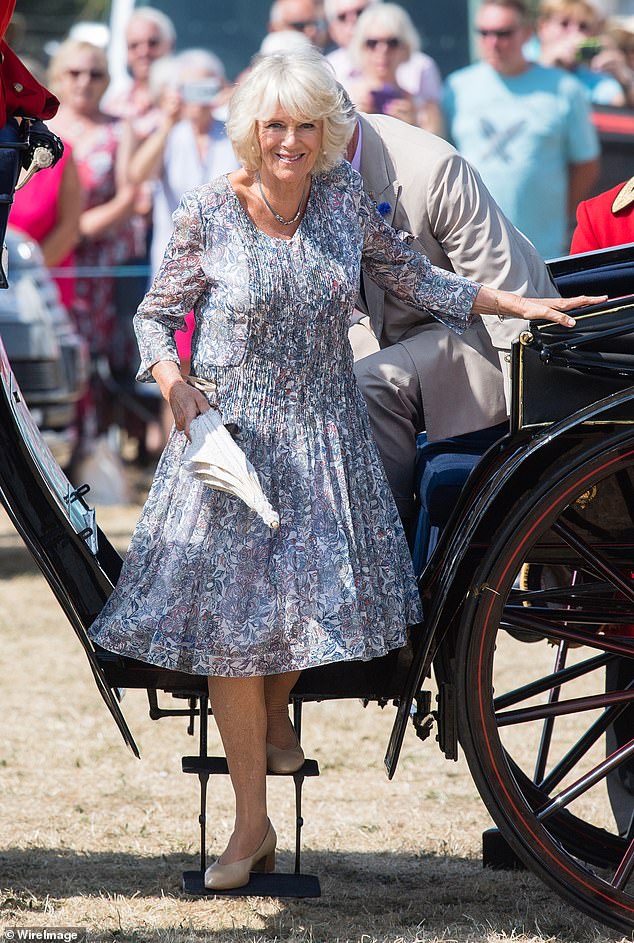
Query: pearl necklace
[{"left": 257, "top": 173, "right": 309, "bottom": 226}]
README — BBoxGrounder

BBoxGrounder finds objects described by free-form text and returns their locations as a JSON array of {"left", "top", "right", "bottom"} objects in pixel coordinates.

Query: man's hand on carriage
[{"left": 474, "top": 287, "right": 609, "bottom": 328}]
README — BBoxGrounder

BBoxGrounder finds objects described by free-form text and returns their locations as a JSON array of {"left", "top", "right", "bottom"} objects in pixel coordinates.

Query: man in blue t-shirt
[{"left": 443, "top": 0, "right": 600, "bottom": 260}]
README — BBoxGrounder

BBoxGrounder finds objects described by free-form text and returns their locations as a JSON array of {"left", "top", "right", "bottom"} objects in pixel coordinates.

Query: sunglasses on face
[
  {"left": 128, "top": 36, "right": 162, "bottom": 50},
  {"left": 66, "top": 68, "right": 107, "bottom": 80},
  {"left": 364, "top": 37, "right": 402, "bottom": 50},
  {"left": 476, "top": 27, "right": 518, "bottom": 39},
  {"left": 288, "top": 19, "right": 324, "bottom": 30},
  {"left": 553, "top": 17, "right": 593, "bottom": 32},
  {"left": 336, "top": 6, "right": 367, "bottom": 22}
]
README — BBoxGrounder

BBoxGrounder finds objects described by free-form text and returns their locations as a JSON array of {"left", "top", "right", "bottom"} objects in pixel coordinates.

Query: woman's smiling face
[
  {"left": 58, "top": 48, "right": 109, "bottom": 116},
  {"left": 257, "top": 107, "right": 323, "bottom": 185}
]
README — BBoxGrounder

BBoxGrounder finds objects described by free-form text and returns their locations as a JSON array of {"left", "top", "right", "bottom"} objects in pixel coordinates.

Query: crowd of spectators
[{"left": 6, "top": 0, "right": 634, "bottom": 465}]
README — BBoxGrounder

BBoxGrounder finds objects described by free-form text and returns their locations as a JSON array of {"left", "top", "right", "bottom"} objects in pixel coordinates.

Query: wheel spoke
[
  {"left": 497, "top": 688, "right": 634, "bottom": 726},
  {"left": 539, "top": 695, "right": 634, "bottom": 793},
  {"left": 512, "top": 581, "right": 615, "bottom": 605},
  {"left": 534, "top": 640, "right": 568, "bottom": 786},
  {"left": 509, "top": 606, "right": 634, "bottom": 625},
  {"left": 614, "top": 837, "right": 634, "bottom": 890},
  {"left": 552, "top": 519, "right": 634, "bottom": 603},
  {"left": 536, "top": 739, "right": 634, "bottom": 821},
  {"left": 502, "top": 611, "right": 634, "bottom": 657},
  {"left": 494, "top": 651, "right": 610, "bottom": 711}
]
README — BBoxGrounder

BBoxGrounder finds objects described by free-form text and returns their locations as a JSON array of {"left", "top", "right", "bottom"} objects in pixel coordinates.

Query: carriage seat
[{"left": 411, "top": 423, "right": 508, "bottom": 576}]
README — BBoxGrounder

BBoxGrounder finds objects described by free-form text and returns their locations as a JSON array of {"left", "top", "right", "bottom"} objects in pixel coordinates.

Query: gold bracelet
[{"left": 495, "top": 293, "right": 504, "bottom": 321}]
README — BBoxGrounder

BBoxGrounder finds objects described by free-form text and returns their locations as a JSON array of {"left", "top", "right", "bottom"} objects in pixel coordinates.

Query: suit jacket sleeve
[
  {"left": 425, "top": 150, "right": 557, "bottom": 348},
  {"left": 358, "top": 179, "right": 480, "bottom": 333}
]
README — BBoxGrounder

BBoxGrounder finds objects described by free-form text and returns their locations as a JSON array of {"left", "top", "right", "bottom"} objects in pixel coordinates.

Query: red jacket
[
  {"left": 1, "top": 0, "right": 15, "bottom": 40},
  {"left": 1, "top": 3, "right": 58, "bottom": 124},
  {"left": 570, "top": 181, "right": 634, "bottom": 254},
  {"left": 0, "top": 41, "right": 59, "bottom": 124}
]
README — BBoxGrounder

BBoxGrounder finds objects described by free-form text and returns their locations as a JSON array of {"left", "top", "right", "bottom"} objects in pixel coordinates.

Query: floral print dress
[
  {"left": 88, "top": 161, "right": 479, "bottom": 677},
  {"left": 68, "top": 119, "right": 139, "bottom": 360}
]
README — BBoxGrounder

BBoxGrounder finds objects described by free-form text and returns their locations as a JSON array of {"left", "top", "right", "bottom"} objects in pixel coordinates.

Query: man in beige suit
[{"left": 347, "top": 112, "right": 558, "bottom": 529}]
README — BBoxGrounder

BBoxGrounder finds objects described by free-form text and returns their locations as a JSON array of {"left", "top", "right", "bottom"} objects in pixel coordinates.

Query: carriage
[
  {"left": 2, "top": 247, "right": 634, "bottom": 932},
  {"left": 3, "top": 127, "right": 634, "bottom": 936}
]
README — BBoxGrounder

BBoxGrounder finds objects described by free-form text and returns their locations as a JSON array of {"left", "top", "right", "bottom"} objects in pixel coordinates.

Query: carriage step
[
  {"left": 181, "top": 755, "right": 320, "bottom": 777},
  {"left": 182, "top": 869, "right": 321, "bottom": 898},
  {"left": 482, "top": 828, "right": 527, "bottom": 870}
]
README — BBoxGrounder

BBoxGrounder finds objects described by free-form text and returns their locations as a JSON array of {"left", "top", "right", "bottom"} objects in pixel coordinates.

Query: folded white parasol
[{"left": 182, "top": 409, "right": 280, "bottom": 529}]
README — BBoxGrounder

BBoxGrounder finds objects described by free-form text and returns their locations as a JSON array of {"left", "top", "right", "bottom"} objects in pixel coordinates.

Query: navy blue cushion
[{"left": 412, "top": 424, "right": 507, "bottom": 575}]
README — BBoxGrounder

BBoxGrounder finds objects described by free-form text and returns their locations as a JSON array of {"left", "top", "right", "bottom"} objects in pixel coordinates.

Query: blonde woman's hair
[
  {"left": 349, "top": 2, "right": 421, "bottom": 63},
  {"left": 226, "top": 47, "right": 356, "bottom": 175},
  {"left": 538, "top": 0, "right": 602, "bottom": 25},
  {"left": 47, "top": 39, "right": 109, "bottom": 95}
]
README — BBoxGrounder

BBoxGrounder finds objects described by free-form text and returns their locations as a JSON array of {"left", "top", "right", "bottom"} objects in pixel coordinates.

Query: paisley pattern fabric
[{"left": 88, "top": 161, "right": 479, "bottom": 677}]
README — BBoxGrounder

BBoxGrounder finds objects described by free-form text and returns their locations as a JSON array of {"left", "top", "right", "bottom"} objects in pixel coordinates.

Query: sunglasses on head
[
  {"left": 364, "top": 37, "right": 401, "bottom": 49},
  {"left": 128, "top": 36, "right": 162, "bottom": 50},
  {"left": 336, "top": 6, "right": 367, "bottom": 21},
  {"left": 476, "top": 27, "right": 518, "bottom": 38},
  {"left": 66, "top": 68, "right": 107, "bottom": 80}
]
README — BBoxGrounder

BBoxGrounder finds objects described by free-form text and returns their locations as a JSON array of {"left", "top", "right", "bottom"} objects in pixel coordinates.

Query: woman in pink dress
[{"left": 10, "top": 142, "right": 81, "bottom": 309}]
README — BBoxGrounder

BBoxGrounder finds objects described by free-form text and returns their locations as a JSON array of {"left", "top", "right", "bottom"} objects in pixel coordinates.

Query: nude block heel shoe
[{"left": 204, "top": 821, "right": 276, "bottom": 891}]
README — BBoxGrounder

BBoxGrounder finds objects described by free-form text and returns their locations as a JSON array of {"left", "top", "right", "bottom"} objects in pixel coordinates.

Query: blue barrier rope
[{"left": 47, "top": 265, "right": 152, "bottom": 278}]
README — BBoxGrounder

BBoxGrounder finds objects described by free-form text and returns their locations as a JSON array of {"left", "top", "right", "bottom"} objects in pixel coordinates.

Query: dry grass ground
[{"left": 0, "top": 501, "right": 633, "bottom": 943}]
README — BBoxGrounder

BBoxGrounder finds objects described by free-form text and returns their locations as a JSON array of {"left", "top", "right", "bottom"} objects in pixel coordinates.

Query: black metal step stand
[{"left": 181, "top": 694, "right": 321, "bottom": 897}]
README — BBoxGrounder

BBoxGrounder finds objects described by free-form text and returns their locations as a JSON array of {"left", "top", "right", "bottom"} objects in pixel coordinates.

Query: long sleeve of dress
[
  {"left": 358, "top": 175, "right": 480, "bottom": 333},
  {"left": 134, "top": 190, "right": 209, "bottom": 381}
]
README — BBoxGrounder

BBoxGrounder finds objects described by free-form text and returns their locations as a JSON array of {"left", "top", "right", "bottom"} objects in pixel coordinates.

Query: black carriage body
[{"left": 2, "top": 246, "right": 634, "bottom": 929}]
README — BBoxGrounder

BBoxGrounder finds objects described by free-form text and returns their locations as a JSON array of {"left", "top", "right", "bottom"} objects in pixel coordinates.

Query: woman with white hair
[
  {"left": 348, "top": 2, "right": 443, "bottom": 132},
  {"left": 88, "top": 47, "right": 599, "bottom": 891}
]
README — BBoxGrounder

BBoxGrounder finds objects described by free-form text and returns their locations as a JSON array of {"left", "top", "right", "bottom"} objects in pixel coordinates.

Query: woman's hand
[
  {"left": 474, "top": 287, "right": 608, "bottom": 328},
  {"left": 168, "top": 380, "right": 211, "bottom": 440},
  {"left": 385, "top": 93, "right": 417, "bottom": 126},
  {"left": 151, "top": 360, "right": 210, "bottom": 440}
]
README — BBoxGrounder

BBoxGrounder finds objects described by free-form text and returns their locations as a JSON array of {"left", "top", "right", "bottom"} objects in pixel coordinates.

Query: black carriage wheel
[{"left": 456, "top": 442, "right": 634, "bottom": 934}]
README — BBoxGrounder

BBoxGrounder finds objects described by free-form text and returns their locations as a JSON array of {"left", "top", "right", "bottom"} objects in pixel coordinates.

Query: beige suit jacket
[{"left": 357, "top": 114, "right": 557, "bottom": 438}]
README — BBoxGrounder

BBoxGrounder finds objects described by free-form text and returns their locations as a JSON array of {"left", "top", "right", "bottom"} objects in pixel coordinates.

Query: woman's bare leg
[
  {"left": 207, "top": 674, "right": 269, "bottom": 863},
  {"left": 264, "top": 670, "right": 302, "bottom": 749}
]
